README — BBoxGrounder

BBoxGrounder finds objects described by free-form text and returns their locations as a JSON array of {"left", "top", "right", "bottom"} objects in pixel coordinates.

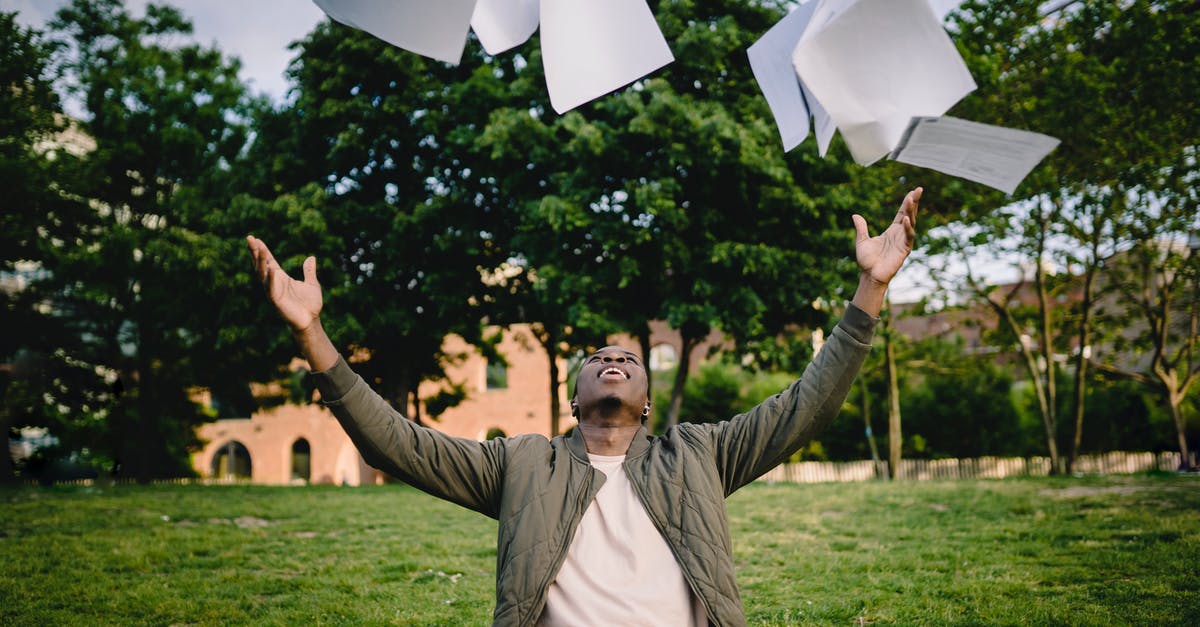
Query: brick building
[{"left": 193, "top": 322, "right": 724, "bottom": 485}]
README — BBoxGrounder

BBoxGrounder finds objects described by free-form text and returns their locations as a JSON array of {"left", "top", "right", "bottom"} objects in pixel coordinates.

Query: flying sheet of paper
[
  {"left": 928, "top": 0, "right": 963, "bottom": 21},
  {"left": 312, "top": 0, "right": 478, "bottom": 65},
  {"left": 792, "top": 0, "right": 976, "bottom": 166},
  {"left": 540, "top": 0, "right": 674, "bottom": 114},
  {"left": 747, "top": 1, "right": 821, "bottom": 151},
  {"left": 799, "top": 69, "right": 836, "bottom": 156},
  {"left": 471, "top": 0, "right": 540, "bottom": 56},
  {"left": 890, "top": 116, "right": 1061, "bottom": 194}
]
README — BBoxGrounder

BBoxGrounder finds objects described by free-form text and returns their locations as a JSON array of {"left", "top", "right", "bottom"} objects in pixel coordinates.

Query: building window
[
  {"left": 649, "top": 344, "right": 678, "bottom": 373},
  {"left": 486, "top": 360, "right": 508, "bottom": 390},
  {"left": 291, "top": 439, "right": 311, "bottom": 483},
  {"left": 212, "top": 441, "right": 252, "bottom": 480}
]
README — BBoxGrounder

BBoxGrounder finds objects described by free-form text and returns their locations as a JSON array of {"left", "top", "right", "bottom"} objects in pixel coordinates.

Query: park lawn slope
[{"left": 2, "top": 474, "right": 1197, "bottom": 625}]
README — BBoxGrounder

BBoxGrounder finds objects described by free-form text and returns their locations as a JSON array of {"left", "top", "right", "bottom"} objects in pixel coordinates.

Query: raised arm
[
  {"left": 245, "top": 236, "right": 504, "bottom": 517},
  {"left": 849, "top": 187, "right": 920, "bottom": 316},
  {"left": 246, "top": 235, "right": 338, "bottom": 372},
  {"left": 708, "top": 188, "right": 920, "bottom": 493}
]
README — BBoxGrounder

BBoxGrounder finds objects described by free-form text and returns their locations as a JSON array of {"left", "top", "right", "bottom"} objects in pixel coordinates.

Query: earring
[{"left": 642, "top": 403, "right": 650, "bottom": 417}]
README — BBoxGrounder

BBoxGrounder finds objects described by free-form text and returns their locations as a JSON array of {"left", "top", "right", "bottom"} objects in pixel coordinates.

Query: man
[{"left": 246, "top": 187, "right": 921, "bottom": 626}]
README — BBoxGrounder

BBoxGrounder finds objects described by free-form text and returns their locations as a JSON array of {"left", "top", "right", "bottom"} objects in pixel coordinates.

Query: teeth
[{"left": 601, "top": 367, "right": 627, "bottom": 379}]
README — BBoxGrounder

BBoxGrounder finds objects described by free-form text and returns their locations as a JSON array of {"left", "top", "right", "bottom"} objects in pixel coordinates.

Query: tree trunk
[
  {"left": 0, "top": 412, "right": 15, "bottom": 484},
  {"left": 860, "top": 378, "right": 883, "bottom": 479},
  {"left": 1167, "top": 388, "right": 1194, "bottom": 471},
  {"left": 1033, "top": 209, "right": 1061, "bottom": 474},
  {"left": 985, "top": 290, "right": 1061, "bottom": 474},
  {"left": 1067, "top": 265, "right": 1098, "bottom": 473},
  {"left": 542, "top": 331, "right": 562, "bottom": 437},
  {"left": 663, "top": 335, "right": 700, "bottom": 430},
  {"left": 409, "top": 386, "right": 423, "bottom": 425},
  {"left": 884, "top": 311, "right": 902, "bottom": 480},
  {"left": 638, "top": 332, "right": 653, "bottom": 426}
]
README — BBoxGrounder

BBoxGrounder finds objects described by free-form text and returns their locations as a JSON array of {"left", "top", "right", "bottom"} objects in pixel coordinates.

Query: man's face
[{"left": 573, "top": 346, "right": 649, "bottom": 420}]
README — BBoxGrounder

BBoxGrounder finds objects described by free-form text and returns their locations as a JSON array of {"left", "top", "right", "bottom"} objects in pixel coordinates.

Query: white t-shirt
[{"left": 538, "top": 453, "right": 708, "bottom": 626}]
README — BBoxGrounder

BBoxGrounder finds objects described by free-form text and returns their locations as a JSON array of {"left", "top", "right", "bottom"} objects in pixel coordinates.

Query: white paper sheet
[
  {"left": 312, "top": 0, "right": 478, "bottom": 65},
  {"left": 890, "top": 116, "right": 1060, "bottom": 194},
  {"left": 540, "top": 0, "right": 674, "bottom": 114},
  {"left": 471, "top": 0, "right": 540, "bottom": 56},
  {"left": 799, "top": 75, "right": 836, "bottom": 157},
  {"left": 792, "top": 0, "right": 976, "bottom": 165},
  {"left": 748, "top": 1, "right": 821, "bottom": 151},
  {"left": 927, "top": 0, "right": 963, "bottom": 22}
]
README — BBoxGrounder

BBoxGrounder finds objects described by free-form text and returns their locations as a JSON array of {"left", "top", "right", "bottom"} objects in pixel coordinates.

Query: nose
[{"left": 602, "top": 355, "right": 627, "bottom": 364}]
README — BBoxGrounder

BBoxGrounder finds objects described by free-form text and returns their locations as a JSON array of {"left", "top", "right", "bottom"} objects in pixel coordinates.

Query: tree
[
  {"left": 1095, "top": 202, "right": 1200, "bottom": 468},
  {"left": 921, "top": 0, "right": 1200, "bottom": 471},
  {"left": 13, "top": 0, "right": 259, "bottom": 480},
  {"left": 244, "top": 21, "right": 517, "bottom": 423},
  {"left": 476, "top": 0, "right": 882, "bottom": 433},
  {"left": 0, "top": 12, "right": 69, "bottom": 482}
]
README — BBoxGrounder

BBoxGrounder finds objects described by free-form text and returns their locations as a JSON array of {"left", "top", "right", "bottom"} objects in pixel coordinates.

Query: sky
[{"left": 4, "top": 0, "right": 327, "bottom": 103}]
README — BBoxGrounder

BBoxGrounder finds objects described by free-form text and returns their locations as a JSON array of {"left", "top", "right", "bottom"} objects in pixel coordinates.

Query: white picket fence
[
  {"left": 758, "top": 451, "right": 1186, "bottom": 483},
  {"left": 21, "top": 451, "right": 1190, "bottom": 487}
]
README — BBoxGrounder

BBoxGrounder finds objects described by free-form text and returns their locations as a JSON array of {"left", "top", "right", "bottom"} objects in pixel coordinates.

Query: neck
[{"left": 577, "top": 422, "right": 641, "bottom": 456}]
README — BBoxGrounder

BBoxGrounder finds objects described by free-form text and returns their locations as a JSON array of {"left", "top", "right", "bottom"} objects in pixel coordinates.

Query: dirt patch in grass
[{"left": 1040, "top": 486, "right": 1151, "bottom": 498}]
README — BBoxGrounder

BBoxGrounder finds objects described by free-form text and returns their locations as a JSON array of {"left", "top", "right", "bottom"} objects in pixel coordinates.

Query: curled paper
[
  {"left": 540, "top": 0, "right": 674, "bottom": 114},
  {"left": 312, "top": 0, "right": 478, "bottom": 65},
  {"left": 471, "top": 0, "right": 540, "bottom": 56}
]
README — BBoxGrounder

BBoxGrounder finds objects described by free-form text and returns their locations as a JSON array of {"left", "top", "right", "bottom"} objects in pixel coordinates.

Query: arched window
[
  {"left": 212, "top": 441, "right": 252, "bottom": 480},
  {"left": 649, "top": 343, "right": 678, "bottom": 373},
  {"left": 484, "top": 427, "right": 507, "bottom": 441},
  {"left": 291, "top": 438, "right": 311, "bottom": 482}
]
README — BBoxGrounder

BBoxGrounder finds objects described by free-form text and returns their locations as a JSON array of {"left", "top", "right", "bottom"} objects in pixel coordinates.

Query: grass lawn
[{"left": 2, "top": 473, "right": 1197, "bottom": 625}]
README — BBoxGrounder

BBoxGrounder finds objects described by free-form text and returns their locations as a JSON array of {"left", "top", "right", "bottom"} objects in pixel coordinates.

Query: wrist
[
  {"left": 851, "top": 273, "right": 889, "bottom": 317},
  {"left": 292, "top": 315, "right": 323, "bottom": 340},
  {"left": 292, "top": 316, "right": 339, "bottom": 372}
]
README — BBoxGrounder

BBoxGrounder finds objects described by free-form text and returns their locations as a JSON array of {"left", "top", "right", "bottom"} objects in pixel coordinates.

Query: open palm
[
  {"left": 246, "top": 236, "right": 322, "bottom": 332},
  {"left": 852, "top": 187, "right": 920, "bottom": 285}
]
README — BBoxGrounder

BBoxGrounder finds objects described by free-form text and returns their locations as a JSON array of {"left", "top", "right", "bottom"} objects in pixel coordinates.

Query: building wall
[
  {"left": 192, "top": 322, "right": 727, "bottom": 485},
  {"left": 421, "top": 324, "right": 573, "bottom": 439},
  {"left": 194, "top": 403, "right": 379, "bottom": 486}
]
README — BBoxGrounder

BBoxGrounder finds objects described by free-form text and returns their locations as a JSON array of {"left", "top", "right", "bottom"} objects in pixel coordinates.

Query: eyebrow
[{"left": 588, "top": 350, "right": 641, "bottom": 361}]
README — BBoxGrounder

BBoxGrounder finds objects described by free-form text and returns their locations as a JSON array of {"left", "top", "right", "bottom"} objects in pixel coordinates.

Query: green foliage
[
  {"left": 471, "top": 0, "right": 883, "bottom": 429},
  {"left": 423, "top": 382, "right": 468, "bottom": 421},
  {"left": 4, "top": 0, "right": 260, "bottom": 481},
  {"left": 1079, "top": 376, "right": 1176, "bottom": 453},
  {"left": 244, "top": 21, "right": 513, "bottom": 421},
  {"left": 902, "top": 358, "right": 1025, "bottom": 458},
  {"left": 917, "top": 0, "right": 1200, "bottom": 467},
  {"left": 660, "top": 359, "right": 796, "bottom": 426}
]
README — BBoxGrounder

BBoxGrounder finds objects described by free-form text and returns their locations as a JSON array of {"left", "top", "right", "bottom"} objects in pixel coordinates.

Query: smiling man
[{"left": 246, "top": 188, "right": 921, "bottom": 626}]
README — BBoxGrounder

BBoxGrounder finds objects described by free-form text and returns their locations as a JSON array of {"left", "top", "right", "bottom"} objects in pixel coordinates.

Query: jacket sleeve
[
  {"left": 312, "top": 356, "right": 505, "bottom": 518},
  {"left": 707, "top": 303, "right": 877, "bottom": 496}
]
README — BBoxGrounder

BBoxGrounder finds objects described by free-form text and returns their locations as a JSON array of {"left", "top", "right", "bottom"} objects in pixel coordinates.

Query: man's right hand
[{"left": 246, "top": 235, "right": 323, "bottom": 334}]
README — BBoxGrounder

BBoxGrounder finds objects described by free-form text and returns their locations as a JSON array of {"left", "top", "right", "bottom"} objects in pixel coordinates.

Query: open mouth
[{"left": 599, "top": 367, "right": 630, "bottom": 380}]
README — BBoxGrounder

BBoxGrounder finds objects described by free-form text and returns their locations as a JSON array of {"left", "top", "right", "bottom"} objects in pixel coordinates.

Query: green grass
[{"left": 2, "top": 474, "right": 1197, "bottom": 625}]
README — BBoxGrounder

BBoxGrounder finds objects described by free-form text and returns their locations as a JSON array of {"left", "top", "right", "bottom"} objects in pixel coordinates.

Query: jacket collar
[{"left": 566, "top": 423, "right": 652, "bottom": 462}]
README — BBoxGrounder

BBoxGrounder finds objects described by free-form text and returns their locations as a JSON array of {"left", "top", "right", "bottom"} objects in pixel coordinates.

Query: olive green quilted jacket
[{"left": 312, "top": 304, "right": 877, "bottom": 626}]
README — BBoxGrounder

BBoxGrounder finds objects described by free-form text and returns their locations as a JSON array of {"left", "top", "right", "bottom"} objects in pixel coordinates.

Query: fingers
[
  {"left": 899, "top": 187, "right": 922, "bottom": 226},
  {"left": 852, "top": 214, "right": 870, "bottom": 244},
  {"left": 302, "top": 256, "right": 319, "bottom": 286},
  {"left": 246, "top": 235, "right": 283, "bottom": 286}
]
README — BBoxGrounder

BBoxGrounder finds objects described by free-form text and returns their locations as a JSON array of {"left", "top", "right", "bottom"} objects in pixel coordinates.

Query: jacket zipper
[
  {"left": 626, "top": 461, "right": 718, "bottom": 627},
  {"left": 527, "top": 468, "right": 597, "bottom": 624}
]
